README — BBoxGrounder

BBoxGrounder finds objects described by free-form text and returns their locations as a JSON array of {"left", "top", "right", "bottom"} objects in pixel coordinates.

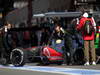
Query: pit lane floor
[{"left": 0, "top": 63, "right": 100, "bottom": 75}]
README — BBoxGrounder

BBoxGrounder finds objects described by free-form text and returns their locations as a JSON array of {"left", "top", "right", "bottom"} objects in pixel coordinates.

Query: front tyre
[
  {"left": 0, "top": 58, "right": 8, "bottom": 65},
  {"left": 10, "top": 48, "right": 26, "bottom": 67},
  {"left": 40, "top": 56, "right": 49, "bottom": 65}
]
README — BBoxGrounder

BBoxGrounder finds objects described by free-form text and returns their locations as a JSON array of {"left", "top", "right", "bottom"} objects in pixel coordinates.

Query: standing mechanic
[{"left": 76, "top": 12, "right": 96, "bottom": 65}]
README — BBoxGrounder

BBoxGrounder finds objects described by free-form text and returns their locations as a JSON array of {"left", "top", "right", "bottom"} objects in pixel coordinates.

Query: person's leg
[
  {"left": 84, "top": 40, "right": 90, "bottom": 65},
  {"left": 69, "top": 37, "right": 75, "bottom": 65},
  {"left": 64, "top": 35, "right": 73, "bottom": 65},
  {"left": 90, "top": 40, "right": 96, "bottom": 65}
]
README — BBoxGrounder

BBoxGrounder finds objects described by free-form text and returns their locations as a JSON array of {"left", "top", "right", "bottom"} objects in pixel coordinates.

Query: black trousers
[{"left": 64, "top": 34, "right": 75, "bottom": 64}]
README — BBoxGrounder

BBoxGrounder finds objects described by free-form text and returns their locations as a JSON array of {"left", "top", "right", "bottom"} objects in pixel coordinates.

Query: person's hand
[
  {"left": 76, "top": 18, "right": 79, "bottom": 24},
  {"left": 60, "top": 27, "right": 65, "bottom": 33}
]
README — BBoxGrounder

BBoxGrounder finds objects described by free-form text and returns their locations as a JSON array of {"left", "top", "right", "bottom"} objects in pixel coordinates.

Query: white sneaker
[
  {"left": 92, "top": 61, "right": 96, "bottom": 65},
  {"left": 84, "top": 62, "right": 90, "bottom": 66}
]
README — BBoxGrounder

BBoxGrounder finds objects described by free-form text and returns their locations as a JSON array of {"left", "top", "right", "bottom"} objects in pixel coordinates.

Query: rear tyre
[{"left": 10, "top": 48, "right": 27, "bottom": 67}]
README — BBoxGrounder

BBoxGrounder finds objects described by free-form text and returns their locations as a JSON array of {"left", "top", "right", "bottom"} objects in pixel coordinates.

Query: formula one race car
[{"left": 10, "top": 39, "right": 64, "bottom": 67}]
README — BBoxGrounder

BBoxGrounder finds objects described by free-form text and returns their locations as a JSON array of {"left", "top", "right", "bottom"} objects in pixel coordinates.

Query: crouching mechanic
[{"left": 76, "top": 12, "right": 96, "bottom": 65}]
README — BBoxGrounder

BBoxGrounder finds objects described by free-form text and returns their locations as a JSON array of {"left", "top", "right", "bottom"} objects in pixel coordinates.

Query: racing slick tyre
[
  {"left": 40, "top": 56, "right": 49, "bottom": 65},
  {"left": 74, "top": 48, "right": 84, "bottom": 65},
  {"left": 0, "top": 58, "right": 8, "bottom": 65},
  {"left": 10, "top": 48, "right": 27, "bottom": 67}
]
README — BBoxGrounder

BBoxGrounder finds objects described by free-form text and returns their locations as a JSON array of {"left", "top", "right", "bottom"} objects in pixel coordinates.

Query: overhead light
[{"left": 14, "top": 1, "right": 28, "bottom": 8}]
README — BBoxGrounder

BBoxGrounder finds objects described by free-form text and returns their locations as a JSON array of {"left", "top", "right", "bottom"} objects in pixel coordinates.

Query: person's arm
[
  {"left": 76, "top": 18, "right": 84, "bottom": 31},
  {"left": 92, "top": 17, "right": 96, "bottom": 31}
]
